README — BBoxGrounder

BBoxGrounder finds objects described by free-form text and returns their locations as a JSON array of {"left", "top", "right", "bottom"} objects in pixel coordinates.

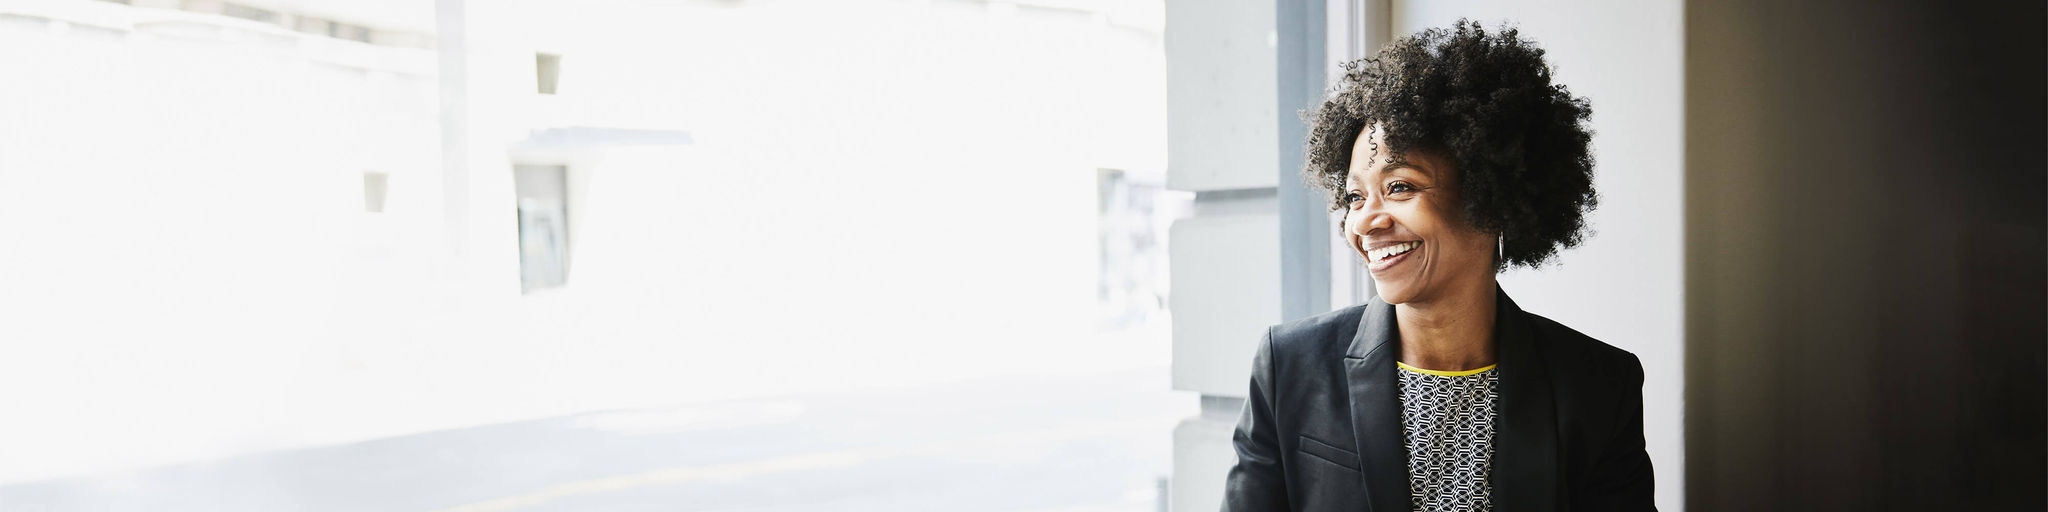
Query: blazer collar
[{"left": 1341, "top": 287, "right": 1559, "bottom": 512}]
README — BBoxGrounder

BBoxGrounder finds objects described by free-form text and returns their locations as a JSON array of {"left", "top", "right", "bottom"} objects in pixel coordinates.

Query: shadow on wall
[{"left": 1685, "top": 0, "right": 2046, "bottom": 509}]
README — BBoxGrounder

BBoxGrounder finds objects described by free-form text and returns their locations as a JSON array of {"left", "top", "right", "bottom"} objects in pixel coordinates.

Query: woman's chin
[{"left": 1371, "top": 280, "right": 1418, "bottom": 304}]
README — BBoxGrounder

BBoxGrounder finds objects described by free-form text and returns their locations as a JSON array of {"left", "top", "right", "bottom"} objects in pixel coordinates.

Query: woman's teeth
[{"left": 1370, "top": 241, "right": 1419, "bottom": 262}]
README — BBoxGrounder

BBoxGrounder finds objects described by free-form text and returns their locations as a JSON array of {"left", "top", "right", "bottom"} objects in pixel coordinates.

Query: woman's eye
[
  {"left": 1343, "top": 192, "right": 1365, "bottom": 204},
  {"left": 1388, "top": 182, "right": 1416, "bottom": 194}
]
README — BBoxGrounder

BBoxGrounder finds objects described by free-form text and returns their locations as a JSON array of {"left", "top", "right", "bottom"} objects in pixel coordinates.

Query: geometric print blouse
[{"left": 1396, "top": 361, "right": 1500, "bottom": 512}]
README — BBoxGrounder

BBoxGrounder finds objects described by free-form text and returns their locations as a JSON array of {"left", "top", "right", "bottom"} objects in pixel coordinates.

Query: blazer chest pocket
[{"left": 1296, "top": 434, "right": 1361, "bottom": 472}]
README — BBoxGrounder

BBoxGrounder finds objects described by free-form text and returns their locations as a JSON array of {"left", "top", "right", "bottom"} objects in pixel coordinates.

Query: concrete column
[
  {"left": 435, "top": 0, "right": 525, "bottom": 297},
  {"left": 1165, "top": 1, "right": 1330, "bottom": 510}
]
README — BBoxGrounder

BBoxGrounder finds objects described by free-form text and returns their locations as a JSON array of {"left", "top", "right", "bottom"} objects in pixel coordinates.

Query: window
[
  {"left": 362, "top": 171, "right": 388, "bottom": 213},
  {"left": 535, "top": 53, "right": 561, "bottom": 95},
  {"left": 514, "top": 165, "right": 569, "bottom": 292}
]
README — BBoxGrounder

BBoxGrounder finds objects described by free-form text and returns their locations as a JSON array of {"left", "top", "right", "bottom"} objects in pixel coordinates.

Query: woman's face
[{"left": 1341, "top": 126, "right": 1498, "bottom": 305}]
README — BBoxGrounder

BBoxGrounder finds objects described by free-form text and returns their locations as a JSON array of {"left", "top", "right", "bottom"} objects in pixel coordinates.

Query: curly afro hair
[{"left": 1305, "top": 19, "right": 1596, "bottom": 271}]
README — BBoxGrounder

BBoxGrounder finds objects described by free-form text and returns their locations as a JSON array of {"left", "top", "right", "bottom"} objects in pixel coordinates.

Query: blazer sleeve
[
  {"left": 1221, "top": 326, "right": 1290, "bottom": 512},
  {"left": 1579, "top": 353, "right": 1658, "bottom": 511}
]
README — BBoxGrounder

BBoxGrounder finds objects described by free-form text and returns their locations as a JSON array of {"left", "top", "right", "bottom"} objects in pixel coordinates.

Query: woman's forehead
[
  {"left": 1347, "top": 148, "right": 1438, "bottom": 184},
  {"left": 1346, "top": 124, "right": 1430, "bottom": 178},
  {"left": 1350, "top": 123, "right": 1392, "bottom": 164}
]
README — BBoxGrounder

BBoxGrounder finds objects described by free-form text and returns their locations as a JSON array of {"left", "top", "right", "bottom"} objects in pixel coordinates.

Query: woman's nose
[
  {"left": 1351, "top": 206, "right": 1392, "bottom": 236},
  {"left": 1367, "top": 210, "right": 1393, "bottom": 231}
]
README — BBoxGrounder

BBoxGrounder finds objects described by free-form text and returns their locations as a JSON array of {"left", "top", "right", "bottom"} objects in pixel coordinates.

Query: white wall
[{"left": 1388, "top": 2, "right": 1685, "bottom": 509}]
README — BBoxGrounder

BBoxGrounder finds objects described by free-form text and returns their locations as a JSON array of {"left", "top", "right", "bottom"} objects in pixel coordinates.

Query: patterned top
[{"left": 1396, "top": 361, "right": 1500, "bottom": 512}]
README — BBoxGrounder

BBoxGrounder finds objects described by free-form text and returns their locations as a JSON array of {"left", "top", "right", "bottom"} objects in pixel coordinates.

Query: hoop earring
[{"left": 1497, "top": 235, "right": 1505, "bottom": 265}]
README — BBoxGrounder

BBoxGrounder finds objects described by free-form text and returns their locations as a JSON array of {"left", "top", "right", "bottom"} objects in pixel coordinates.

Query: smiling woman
[
  {"left": 1309, "top": 20, "right": 1598, "bottom": 273},
  {"left": 1219, "top": 20, "right": 1656, "bottom": 512},
  {"left": 1341, "top": 125, "right": 1502, "bottom": 307}
]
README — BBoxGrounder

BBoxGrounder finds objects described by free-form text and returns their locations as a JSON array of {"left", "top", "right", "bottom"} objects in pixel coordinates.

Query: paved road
[{"left": 1, "top": 367, "right": 1193, "bottom": 512}]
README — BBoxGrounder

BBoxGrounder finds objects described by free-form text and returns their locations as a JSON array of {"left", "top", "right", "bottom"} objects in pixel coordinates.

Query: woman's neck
[{"left": 1394, "top": 277, "right": 1499, "bottom": 371}]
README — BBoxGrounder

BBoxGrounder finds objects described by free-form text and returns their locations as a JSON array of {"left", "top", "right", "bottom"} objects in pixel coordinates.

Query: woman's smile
[{"left": 1366, "top": 240, "right": 1421, "bottom": 273}]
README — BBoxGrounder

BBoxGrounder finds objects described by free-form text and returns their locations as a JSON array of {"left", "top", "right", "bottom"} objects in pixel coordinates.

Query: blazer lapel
[
  {"left": 1343, "top": 290, "right": 1560, "bottom": 512},
  {"left": 1491, "top": 289, "right": 1560, "bottom": 512},
  {"left": 1343, "top": 297, "right": 1412, "bottom": 512}
]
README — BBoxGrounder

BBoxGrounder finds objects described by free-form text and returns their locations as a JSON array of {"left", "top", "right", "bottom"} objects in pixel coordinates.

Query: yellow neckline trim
[{"left": 1396, "top": 361, "right": 1498, "bottom": 377}]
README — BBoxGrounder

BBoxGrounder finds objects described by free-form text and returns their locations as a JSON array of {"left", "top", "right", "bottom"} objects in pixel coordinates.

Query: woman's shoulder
[
  {"left": 1520, "top": 310, "right": 1646, "bottom": 386},
  {"left": 1252, "top": 301, "right": 1648, "bottom": 386},
  {"left": 1263, "top": 303, "right": 1371, "bottom": 359}
]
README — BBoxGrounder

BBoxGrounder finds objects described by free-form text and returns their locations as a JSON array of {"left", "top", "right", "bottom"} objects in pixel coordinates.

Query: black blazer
[{"left": 1221, "top": 289, "right": 1656, "bottom": 512}]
